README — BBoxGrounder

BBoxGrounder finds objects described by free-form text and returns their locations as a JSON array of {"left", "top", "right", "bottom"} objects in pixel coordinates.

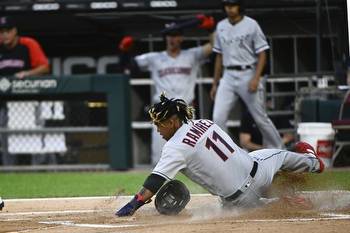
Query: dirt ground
[{"left": 1, "top": 191, "right": 350, "bottom": 233}]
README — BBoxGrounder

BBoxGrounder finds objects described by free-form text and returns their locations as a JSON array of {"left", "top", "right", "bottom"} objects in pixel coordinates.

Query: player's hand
[
  {"left": 119, "top": 36, "right": 134, "bottom": 53},
  {"left": 14, "top": 71, "right": 29, "bottom": 79},
  {"left": 196, "top": 14, "right": 215, "bottom": 31},
  {"left": 116, "top": 194, "right": 147, "bottom": 217},
  {"left": 248, "top": 78, "right": 259, "bottom": 93},
  {"left": 210, "top": 84, "right": 218, "bottom": 101}
]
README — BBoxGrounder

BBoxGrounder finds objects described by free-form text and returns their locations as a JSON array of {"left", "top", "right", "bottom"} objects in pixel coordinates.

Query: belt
[
  {"left": 225, "top": 161, "right": 258, "bottom": 202},
  {"left": 225, "top": 65, "right": 253, "bottom": 71}
]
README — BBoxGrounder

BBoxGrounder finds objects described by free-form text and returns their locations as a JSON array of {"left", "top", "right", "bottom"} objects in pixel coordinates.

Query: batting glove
[
  {"left": 119, "top": 36, "right": 134, "bottom": 53},
  {"left": 196, "top": 14, "right": 215, "bottom": 32},
  {"left": 116, "top": 194, "right": 146, "bottom": 217}
]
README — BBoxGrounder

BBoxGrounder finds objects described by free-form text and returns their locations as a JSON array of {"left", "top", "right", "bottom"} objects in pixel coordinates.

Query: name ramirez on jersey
[{"left": 182, "top": 119, "right": 213, "bottom": 147}]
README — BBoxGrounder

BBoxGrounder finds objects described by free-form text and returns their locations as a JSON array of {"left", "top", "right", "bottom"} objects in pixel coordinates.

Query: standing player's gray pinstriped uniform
[
  {"left": 152, "top": 119, "right": 321, "bottom": 207},
  {"left": 135, "top": 48, "right": 207, "bottom": 164},
  {"left": 212, "top": 16, "right": 283, "bottom": 148}
]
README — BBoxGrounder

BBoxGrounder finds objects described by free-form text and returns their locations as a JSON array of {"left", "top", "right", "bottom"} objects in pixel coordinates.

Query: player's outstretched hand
[
  {"left": 116, "top": 194, "right": 147, "bottom": 217},
  {"left": 119, "top": 36, "right": 134, "bottom": 53},
  {"left": 196, "top": 14, "right": 215, "bottom": 31}
]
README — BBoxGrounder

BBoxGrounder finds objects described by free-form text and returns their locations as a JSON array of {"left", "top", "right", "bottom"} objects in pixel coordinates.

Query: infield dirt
[{"left": 1, "top": 191, "right": 350, "bottom": 233}]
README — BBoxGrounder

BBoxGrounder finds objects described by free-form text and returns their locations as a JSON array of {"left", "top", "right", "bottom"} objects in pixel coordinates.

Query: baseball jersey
[
  {"left": 152, "top": 119, "right": 255, "bottom": 198},
  {"left": 0, "top": 36, "right": 49, "bottom": 75},
  {"left": 213, "top": 16, "right": 269, "bottom": 67},
  {"left": 135, "top": 47, "right": 206, "bottom": 103}
]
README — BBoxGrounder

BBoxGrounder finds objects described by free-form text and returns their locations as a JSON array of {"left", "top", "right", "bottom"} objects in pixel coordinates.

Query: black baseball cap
[
  {"left": 0, "top": 16, "right": 16, "bottom": 29},
  {"left": 161, "top": 22, "right": 183, "bottom": 36}
]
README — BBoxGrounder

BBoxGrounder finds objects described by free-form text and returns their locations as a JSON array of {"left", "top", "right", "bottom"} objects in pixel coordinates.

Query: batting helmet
[
  {"left": 222, "top": 0, "right": 245, "bottom": 14},
  {"left": 154, "top": 180, "right": 190, "bottom": 215}
]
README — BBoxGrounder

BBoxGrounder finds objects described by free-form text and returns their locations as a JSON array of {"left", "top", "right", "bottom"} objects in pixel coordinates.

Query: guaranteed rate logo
[{"left": 0, "top": 77, "right": 58, "bottom": 93}]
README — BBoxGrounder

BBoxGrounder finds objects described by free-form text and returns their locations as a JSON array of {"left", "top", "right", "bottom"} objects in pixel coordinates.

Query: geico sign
[
  {"left": 150, "top": 1, "right": 177, "bottom": 8},
  {"left": 50, "top": 56, "right": 120, "bottom": 76}
]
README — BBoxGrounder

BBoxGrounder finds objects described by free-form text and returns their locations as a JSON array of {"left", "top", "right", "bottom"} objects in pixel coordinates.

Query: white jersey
[
  {"left": 213, "top": 16, "right": 269, "bottom": 67},
  {"left": 152, "top": 119, "right": 255, "bottom": 198},
  {"left": 135, "top": 47, "right": 206, "bottom": 103}
]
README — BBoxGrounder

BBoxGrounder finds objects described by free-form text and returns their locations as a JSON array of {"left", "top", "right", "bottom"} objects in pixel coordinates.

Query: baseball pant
[
  {"left": 212, "top": 69, "right": 283, "bottom": 149},
  {"left": 224, "top": 149, "right": 320, "bottom": 208}
]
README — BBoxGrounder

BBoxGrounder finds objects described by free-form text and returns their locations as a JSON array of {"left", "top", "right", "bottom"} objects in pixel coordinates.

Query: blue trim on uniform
[
  {"left": 255, "top": 44, "right": 269, "bottom": 54},
  {"left": 152, "top": 171, "right": 172, "bottom": 181},
  {"left": 213, "top": 47, "right": 222, "bottom": 53},
  {"left": 262, "top": 150, "right": 285, "bottom": 161}
]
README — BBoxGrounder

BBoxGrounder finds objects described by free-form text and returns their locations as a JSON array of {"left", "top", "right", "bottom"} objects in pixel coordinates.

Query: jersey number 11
[{"left": 205, "top": 131, "right": 235, "bottom": 161}]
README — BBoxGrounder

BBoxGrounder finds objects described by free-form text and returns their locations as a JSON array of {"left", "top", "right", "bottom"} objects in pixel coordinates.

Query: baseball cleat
[{"left": 295, "top": 141, "right": 324, "bottom": 173}]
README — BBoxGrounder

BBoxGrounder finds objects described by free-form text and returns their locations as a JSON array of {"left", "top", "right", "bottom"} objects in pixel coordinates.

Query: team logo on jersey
[
  {"left": 158, "top": 67, "right": 191, "bottom": 78},
  {"left": 222, "top": 34, "right": 250, "bottom": 47}
]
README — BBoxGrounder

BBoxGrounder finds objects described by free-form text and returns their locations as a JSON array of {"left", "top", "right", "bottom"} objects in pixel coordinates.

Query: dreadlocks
[{"left": 149, "top": 92, "right": 195, "bottom": 125}]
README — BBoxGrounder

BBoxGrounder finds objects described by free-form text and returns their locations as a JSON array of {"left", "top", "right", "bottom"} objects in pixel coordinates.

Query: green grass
[{"left": 0, "top": 170, "right": 349, "bottom": 199}]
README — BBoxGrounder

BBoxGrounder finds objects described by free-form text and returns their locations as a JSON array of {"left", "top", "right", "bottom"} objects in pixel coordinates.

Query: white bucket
[{"left": 297, "top": 122, "right": 335, "bottom": 168}]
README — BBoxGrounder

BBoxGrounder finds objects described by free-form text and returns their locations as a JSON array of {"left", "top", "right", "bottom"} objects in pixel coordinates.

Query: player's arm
[
  {"left": 164, "top": 14, "right": 215, "bottom": 58},
  {"left": 116, "top": 174, "right": 166, "bottom": 217},
  {"left": 118, "top": 36, "right": 142, "bottom": 77},
  {"left": 248, "top": 50, "right": 266, "bottom": 92},
  {"left": 210, "top": 53, "right": 223, "bottom": 100},
  {"left": 197, "top": 15, "right": 215, "bottom": 57},
  {"left": 201, "top": 31, "right": 215, "bottom": 57},
  {"left": 239, "top": 133, "right": 263, "bottom": 151},
  {"left": 15, "top": 37, "right": 50, "bottom": 79},
  {"left": 15, "top": 64, "right": 49, "bottom": 79}
]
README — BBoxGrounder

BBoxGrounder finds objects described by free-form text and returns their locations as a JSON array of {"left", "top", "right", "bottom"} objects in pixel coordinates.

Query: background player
[
  {"left": 0, "top": 16, "right": 50, "bottom": 165},
  {"left": 119, "top": 15, "right": 215, "bottom": 165},
  {"left": 115, "top": 93, "right": 324, "bottom": 217},
  {"left": 210, "top": 0, "right": 283, "bottom": 149}
]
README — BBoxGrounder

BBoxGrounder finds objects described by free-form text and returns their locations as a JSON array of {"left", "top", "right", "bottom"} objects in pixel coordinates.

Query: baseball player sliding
[
  {"left": 210, "top": 0, "right": 283, "bottom": 149},
  {"left": 115, "top": 93, "right": 324, "bottom": 217},
  {"left": 119, "top": 15, "right": 215, "bottom": 165}
]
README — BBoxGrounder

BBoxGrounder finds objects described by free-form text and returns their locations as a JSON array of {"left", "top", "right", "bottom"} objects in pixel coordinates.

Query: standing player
[
  {"left": 115, "top": 93, "right": 324, "bottom": 216},
  {"left": 0, "top": 16, "right": 50, "bottom": 165},
  {"left": 210, "top": 0, "right": 283, "bottom": 148},
  {"left": 119, "top": 15, "right": 215, "bottom": 165}
]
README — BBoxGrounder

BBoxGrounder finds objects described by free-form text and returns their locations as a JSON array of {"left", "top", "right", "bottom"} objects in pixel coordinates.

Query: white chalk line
[
  {"left": 0, "top": 209, "right": 104, "bottom": 217},
  {"left": 36, "top": 213, "right": 350, "bottom": 229},
  {"left": 39, "top": 221, "right": 141, "bottom": 229}
]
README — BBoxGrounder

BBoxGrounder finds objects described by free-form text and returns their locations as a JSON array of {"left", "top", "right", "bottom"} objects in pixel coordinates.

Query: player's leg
[
  {"left": 250, "top": 148, "right": 322, "bottom": 180},
  {"left": 249, "top": 148, "right": 321, "bottom": 208},
  {"left": 212, "top": 76, "right": 238, "bottom": 133},
  {"left": 239, "top": 74, "right": 283, "bottom": 148},
  {"left": 151, "top": 126, "right": 166, "bottom": 166}
]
